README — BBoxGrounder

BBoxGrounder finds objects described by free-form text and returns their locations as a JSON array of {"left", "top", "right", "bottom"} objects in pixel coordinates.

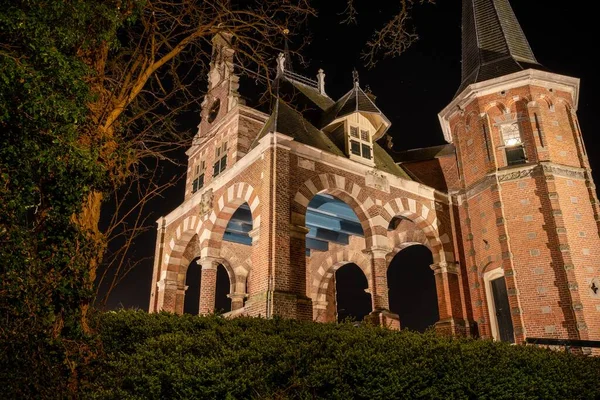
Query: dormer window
[
  {"left": 348, "top": 125, "right": 372, "bottom": 161},
  {"left": 213, "top": 141, "right": 228, "bottom": 177},
  {"left": 500, "top": 122, "right": 526, "bottom": 166},
  {"left": 192, "top": 159, "right": 205, "bottom": 194}
]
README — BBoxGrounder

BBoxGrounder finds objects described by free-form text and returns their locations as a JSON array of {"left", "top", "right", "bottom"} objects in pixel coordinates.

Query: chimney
[{"left": 317, "top": 69, "right": 326, "bottom": 95}]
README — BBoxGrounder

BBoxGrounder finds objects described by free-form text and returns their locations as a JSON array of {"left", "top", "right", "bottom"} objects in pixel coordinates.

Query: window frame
[
  {"left": 346, "top": 122, "right": 373, "bottom": 162},
  {"left": 191, "top": 157, "right": 206, "bottom": 194},
  {"left": 499, "top": 121, "right": 527, "bottom": 166}
]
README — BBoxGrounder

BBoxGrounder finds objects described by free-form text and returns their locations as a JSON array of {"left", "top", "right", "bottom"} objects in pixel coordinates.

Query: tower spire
[{"left": 458, "top": 0, "right": 544, "bottom": 96}]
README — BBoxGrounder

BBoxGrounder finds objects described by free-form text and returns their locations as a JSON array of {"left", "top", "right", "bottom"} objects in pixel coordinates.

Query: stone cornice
[
  {"left": 438, "top": 69, "right": 581, "bottom": 143},
  {"left": 457, "top": 162, "right": 587, "bottom": 201},
  {"left": 161, "top": 132, "right": 449, "bottom": 227}
]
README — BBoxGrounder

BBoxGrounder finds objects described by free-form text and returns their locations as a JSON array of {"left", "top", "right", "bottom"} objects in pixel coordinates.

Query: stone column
[
  {"left": 199, "top": 257, "right": 219, "bottom": 315},
  {"left": 363, "top": 246, "right": 400, "bottom": 329},
  {"left": 431, "top": 262, "right": 466, "bottom": 336},
  {"left": 228, "top": 293, "right": 246, "bottom": 311},
  {"left": 156, "top": 270, "right": 183, "bottom": 313}
]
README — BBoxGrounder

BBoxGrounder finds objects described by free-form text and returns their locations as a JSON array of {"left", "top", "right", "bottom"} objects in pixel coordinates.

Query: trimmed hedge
[{"left": 81, "top": 311, "right": 600, "bottom": 399}]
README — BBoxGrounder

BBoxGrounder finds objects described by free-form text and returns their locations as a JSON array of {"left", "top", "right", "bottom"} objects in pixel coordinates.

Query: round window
[{"left": 207, "top": 98, "right": 221, "bottom": 123}]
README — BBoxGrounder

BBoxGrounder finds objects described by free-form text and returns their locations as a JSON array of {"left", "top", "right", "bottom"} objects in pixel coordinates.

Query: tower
[{"left": 439, "top": 0, "right": 600, "bottom": 346}]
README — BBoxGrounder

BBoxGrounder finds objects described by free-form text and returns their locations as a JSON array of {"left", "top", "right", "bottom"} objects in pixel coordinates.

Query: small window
[
  {"left": 192, "top": 174, "right": 204, "bottom": 193},
  {"left": 506, "top": 147, "right": 526, "bottom": 166},
  {"left": 213, "top": 154, "right": 227, "bottom": 177},
  {"left": 501, "top": 122, "right": 522, "bottom": 146},
  {"left": 360, "top": 130, "right": 369, "bottom": 141},
  {"left": 501, "top": 122, "right": 526, "bottom": 166},
  {"left": 350, "top": 140, "right": 361, "bottom": 155},
  {"left": 361, "top": 144, "right": 372, "bottom": 160},
  {"left": 350, "top": 126, "right": 359, "bottom": 138}
]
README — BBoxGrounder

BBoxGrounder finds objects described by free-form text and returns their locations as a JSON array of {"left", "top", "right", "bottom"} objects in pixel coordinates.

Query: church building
[{"left": 149, "top": 0, "right": 600, "bottom": 347}]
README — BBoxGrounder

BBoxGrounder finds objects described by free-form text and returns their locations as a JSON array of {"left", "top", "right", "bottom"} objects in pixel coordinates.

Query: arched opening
[
  {"left": 335, "top": 263, "right": 371, "bottom": 323},
  {"left": 183, "top": 257, "right": 201, "bottom": 315},
  {"left": 223, "top": 202, "right": 252, "bottom": 245},
  {"left": 387, "top": 245, "right": 439, "bottom": 332},
  {"left": 305, "top": 193, "right": 364, "bottom": 254},
  {"left": 215, "top": 264, "right": 231, "bottom": 313}
]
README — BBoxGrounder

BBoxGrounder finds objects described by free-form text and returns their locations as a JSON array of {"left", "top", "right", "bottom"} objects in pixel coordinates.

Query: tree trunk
[{"left": 73, "top": 190, "right": 105, "bottom": 333}]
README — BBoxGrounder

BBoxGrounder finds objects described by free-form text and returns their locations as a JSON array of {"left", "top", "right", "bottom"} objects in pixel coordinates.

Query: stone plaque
[
  {"left": 199, "top": 188, "right": 214, "bottom": 215},
  {"left": 365, "top": 170, "right": 390, "bottom": 193}
]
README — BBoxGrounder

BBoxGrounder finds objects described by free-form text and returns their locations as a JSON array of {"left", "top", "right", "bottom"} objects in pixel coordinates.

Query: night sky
[{"left": 99, "top": 1, "right": 600, "bottom": 325}]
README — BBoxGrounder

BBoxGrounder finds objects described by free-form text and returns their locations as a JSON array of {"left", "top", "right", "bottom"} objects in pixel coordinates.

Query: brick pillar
[
  {"left": 363, "top": 246, "right": 391, "bottom": 310},
  {"left": 156, "top": 270, "right": 185, "bottom": 313},
  {"left": 363, "top": 247, "right": 400, "bottom": 329},
  {"left": 199, "top": 257, "right": 219, "bottom": 314},
  {"left": 431, "top": 262, "right": 466, "bottom": 336}
]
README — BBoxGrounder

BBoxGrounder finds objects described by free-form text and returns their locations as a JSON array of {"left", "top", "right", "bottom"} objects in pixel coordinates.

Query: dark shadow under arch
[
  {"left": 388, "top": 245, "right": 439, "bottom": 332},
  {"left": 183, "top": 257, "right": 201, "bottom": 315},
  {"left": 215, "top": 264, "right": 231, "bottom": 313},
  {"left": 335, "top": 263, "right": 371, "bottom": 323}
]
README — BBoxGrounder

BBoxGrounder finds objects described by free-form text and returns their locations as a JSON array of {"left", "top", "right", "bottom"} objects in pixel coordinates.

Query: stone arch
[
  {"left": 535, "top": 94, "right": 554, "bottom": 111},
  {"left": 464, "top": 111, "right": 479, "bottom": 131},
  {"left": 506, "top": 95, "right": 533, "bottom": 112},
  {"left": 219, "top": 245, "right": 251, "bottom": 295},
  {"left": 164, "top": 219, "right": 201, "bottom": 277},
  {"left": 199, "top": 182, "right": 259, "bottom": 258},
  {"left": 484, "top": 100, "right": 509, "bottom": 115},
  {"left": 292, "top": 173, "right": 378, "bottom": 246},
  {"left": 312, "top": 249, "right": 372, "bottom": 303},
  {"left": 380, "top": 198, "right": 452, "bottom": 264}
]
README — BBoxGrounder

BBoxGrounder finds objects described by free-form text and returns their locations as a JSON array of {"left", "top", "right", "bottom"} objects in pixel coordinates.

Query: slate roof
[
  {"left": 253, "top": 96, "right": 411, "bottom": 180},
  {"left": 286, "top": 79, "right": 334, "bottom": 111},
  {"left": 320, "top": 84, "right": 389, "bottom": 128},
  {"left": 457, "top": 0, "right": 546, "bottom": 96},
  {"left": 254, "top": 99, "right": 345, "bottom": 157}
]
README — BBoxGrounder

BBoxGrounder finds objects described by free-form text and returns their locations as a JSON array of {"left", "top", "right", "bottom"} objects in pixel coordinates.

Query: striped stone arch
[
  {"left": 216, "top": 257, "right": 237, "bottom": 296},
  {"left": 163, "top": 215, "right": 203, "bottom": 276},
  {"left": 292, "top": 173, "right": 376, "bottom": 246},
  {"left": 389, "top": 227, "right": 429, "bottom": 256},
  {"left": 219, "top": 245, "right": 251, "bottom": 294},
  {"left": 311, "top": 249, "right": 372, "bottom": 303},
  {"left": 199, "top": 182, "right": 260, "bottom": 258},
  {"left": 380, "top": 198, "right": 454, "bottom": 264}
]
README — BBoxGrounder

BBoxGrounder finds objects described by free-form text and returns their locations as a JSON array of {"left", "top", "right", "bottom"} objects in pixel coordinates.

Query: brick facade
[{"left": 149, "top": 31, "right": 600, "bottom": 348}]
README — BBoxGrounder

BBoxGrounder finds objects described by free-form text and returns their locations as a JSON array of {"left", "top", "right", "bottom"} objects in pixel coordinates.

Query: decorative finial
[
  {"left": 317, "top": 68, "right": 326, "bottom": 95},
  {"left": 352, "top": 69, "right": 359, "bottom": 86},
  {"left": 386, "top": 134, "right": 394, "bottom": 150},
  {"left": 276, "top": 53, "right": 285, "bottom": 76}
]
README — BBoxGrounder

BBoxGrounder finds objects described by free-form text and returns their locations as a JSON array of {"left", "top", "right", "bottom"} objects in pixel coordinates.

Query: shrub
[{"left": 81, "top": 310, "right": 600, "bottom": 399}]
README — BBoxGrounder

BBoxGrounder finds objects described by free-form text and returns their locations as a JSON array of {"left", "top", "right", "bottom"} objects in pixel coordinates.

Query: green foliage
[
  {"left": 0, "top": 1, "right": 142, "bottom": 397},
  {"left": 82, "top": 311, "right": 600, "bottom": 399}
]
